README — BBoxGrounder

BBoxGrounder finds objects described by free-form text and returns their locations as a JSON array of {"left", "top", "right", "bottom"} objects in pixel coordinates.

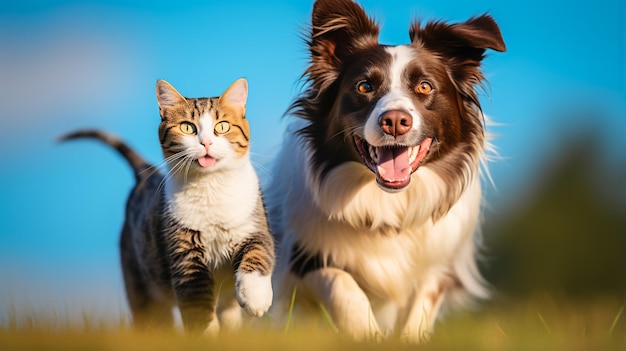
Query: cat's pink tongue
[
  {"left": 376, "top": 147, "right": 410, "bottom": 182},
  {"left": 198, "top": 156, "right": 216, "bottom": 168}
]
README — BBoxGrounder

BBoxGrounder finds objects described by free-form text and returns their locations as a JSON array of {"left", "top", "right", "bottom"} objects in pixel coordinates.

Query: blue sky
[{"left": 0, "top": 0, "right": 624, "bottom": 323}]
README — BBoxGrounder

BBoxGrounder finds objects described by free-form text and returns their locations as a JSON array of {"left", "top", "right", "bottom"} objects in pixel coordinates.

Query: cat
[{"left": 60, "top": 78, "right": 274, "bottom": 335}]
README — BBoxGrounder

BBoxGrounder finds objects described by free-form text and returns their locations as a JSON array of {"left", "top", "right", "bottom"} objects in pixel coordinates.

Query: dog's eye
[
  {"left": 357, "top": 81, "right": 373, "bottom": 94},
  {"left": 179, "top": 121, "right": 197, "bottom": 135},
  {"left": 416, "top": 82, "right": 433, "bottom": 95}
]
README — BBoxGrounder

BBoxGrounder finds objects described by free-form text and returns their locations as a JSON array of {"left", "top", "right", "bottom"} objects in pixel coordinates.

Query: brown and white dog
[{"left": 267, "top": 0, "right": 505, "bottom": 342}]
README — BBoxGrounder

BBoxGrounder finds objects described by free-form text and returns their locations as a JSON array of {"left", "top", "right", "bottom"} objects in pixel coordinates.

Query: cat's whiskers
[
  {"left": 251, "top": 160, "right": 271, "bottom": 180},
  {"left": 137, "top": 164, "right": 162, "bottom": 180},
  {"left": 156, "top": 161, "right": 184, "bottom": 196},
  {"left": 145, "top": 151, "right": 188, "bottom": 178},
  {"left": 182, "top": 154, "right": 195, "bottom": 186},
  {"left": 158, "top": 152, "right": 189, "bottom": 174},
  {"left": 156, "top": 151, "right": 196, "bottom": 196},
  {"left": 248, "top": 149, "right": 273, "bottom": 180},
  {"left": 164, "top": 153, "right": 191, "bottom": 178}
]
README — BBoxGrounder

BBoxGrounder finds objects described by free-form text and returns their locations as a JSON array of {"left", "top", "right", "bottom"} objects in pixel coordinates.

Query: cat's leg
[
  {"left": 233, "top": 235, "right": 274, "bottom": 317},
  {"left": 170, "top": 229, "right": 219, "bottom": 335},
  {"left": 172, "top": 265, "right": 219, "bottom": 335},
  {"left": 121, "top": 237, "right": 174, "bottom": 329},
  {"left": 301, "top": 267, "right": 381, "bottom": 340}
]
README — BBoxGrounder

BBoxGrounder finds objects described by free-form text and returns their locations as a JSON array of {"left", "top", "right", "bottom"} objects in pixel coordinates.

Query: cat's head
[{"left": 156, "top": 78, "right": 250, "bottom": 174}]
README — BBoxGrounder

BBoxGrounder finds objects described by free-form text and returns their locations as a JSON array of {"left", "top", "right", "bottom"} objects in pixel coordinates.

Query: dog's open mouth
[{"left": 354, "top": 136, "right": 432, "bottom": 191}]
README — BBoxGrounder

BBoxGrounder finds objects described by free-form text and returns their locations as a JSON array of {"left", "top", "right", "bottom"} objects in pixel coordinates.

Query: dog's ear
[
  {"left": 410, "top": 14, "right": 505, "bottom": 58},
  {"left": 306, "top": 0, "right": 380, "bottom": 87},
  {"left": 410, "top": 14, "right": 505, "bottom": 97}
]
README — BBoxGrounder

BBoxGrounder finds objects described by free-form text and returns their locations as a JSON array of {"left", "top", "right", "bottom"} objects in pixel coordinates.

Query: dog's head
[{"left": 294, "top": 0, "right": 505, "bottom": 192}]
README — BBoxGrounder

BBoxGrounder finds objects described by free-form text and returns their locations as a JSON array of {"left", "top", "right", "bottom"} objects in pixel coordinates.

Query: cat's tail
[{"left": 59, "top": 130, "right": 152, "bottom": 181}]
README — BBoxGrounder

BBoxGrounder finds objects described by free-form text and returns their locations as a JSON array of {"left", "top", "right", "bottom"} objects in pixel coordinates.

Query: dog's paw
[{"left": 235, "top": 271, "right": 273, "bottom": 317}]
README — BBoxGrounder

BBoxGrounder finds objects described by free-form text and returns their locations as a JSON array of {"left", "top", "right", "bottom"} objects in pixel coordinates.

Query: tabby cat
[{"left": 60, "top": 78, "right": 274, "bottom": 334}]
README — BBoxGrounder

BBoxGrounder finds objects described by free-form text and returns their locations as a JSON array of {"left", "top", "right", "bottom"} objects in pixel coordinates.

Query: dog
[{"left": 266, "top": 0, "right": 505, "bottom": 342}]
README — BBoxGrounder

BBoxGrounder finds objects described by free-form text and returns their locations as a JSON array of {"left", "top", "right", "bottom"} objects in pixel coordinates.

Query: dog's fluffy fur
[{"left": 267, "top": 0, "right": 505, "bottom": 342}]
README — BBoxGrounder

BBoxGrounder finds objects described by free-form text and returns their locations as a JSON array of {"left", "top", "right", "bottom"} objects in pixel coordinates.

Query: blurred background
[{"left": 1, "top": 0, "right": 624, "bottom": 324}]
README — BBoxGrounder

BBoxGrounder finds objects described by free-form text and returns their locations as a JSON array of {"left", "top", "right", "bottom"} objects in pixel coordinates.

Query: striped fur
[{"left": 60, "top": 78, "right": 274, "bottom": 334}]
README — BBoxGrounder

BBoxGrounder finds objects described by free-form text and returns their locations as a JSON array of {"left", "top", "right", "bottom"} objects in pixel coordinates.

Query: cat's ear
[
  {"left": 219, "top": 78, "right": 248, "bottom": 116},
  {"left": 156, "top": 80, "right": 186, "bottom": 110}
]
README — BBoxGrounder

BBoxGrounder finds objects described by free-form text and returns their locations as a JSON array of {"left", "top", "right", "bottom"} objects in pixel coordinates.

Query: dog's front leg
[
  {"left": 399, "top": 279, "right": 448, "bottom": 343},
  {"left": 302, "top": 267, "right": 381, "bottom": 340}
]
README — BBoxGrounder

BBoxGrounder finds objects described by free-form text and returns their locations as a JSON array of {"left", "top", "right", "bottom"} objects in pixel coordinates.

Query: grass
[{"left": 1, "top": 296, "right": 624, "bottom": 350}]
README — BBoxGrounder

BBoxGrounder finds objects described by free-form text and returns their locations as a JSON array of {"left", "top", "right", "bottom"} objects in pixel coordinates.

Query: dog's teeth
[
  {"left": 369, "top": 145, "right": 377, "bottom": 161},
  {"left": 408, "top": 146, "right": 417, "bottom": 164}
]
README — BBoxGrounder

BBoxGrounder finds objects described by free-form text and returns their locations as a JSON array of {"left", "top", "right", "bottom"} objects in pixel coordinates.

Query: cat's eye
[
  {"left": 214, "top": 121, "right": 231, "bottom": 134},
  {"left": 356, "top": 81, "right": 373, "bottom": 94},
  {"left": 179, "top": 122, "right": 197, "bottom": 135},
  {"left": 416, "top": 81, "right": 433, "bottom": 95}
]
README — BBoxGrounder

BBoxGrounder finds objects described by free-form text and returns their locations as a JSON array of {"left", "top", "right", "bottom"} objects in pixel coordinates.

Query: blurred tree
[{"left": 482, "top": 134, "right": 626, "bottom": 298}]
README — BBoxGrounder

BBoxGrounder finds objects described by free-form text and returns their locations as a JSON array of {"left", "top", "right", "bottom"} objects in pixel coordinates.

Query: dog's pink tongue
[
  {"left": 198, "top": 156, "right": 216, "bottom": 168},
  {"left": 377, "top": 147, "right": 410, "bottom": 182}
]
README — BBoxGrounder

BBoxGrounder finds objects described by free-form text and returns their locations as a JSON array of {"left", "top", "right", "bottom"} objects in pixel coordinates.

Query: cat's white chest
[{"left": 166, "top": 163, "right": 259, "bottom": 265}]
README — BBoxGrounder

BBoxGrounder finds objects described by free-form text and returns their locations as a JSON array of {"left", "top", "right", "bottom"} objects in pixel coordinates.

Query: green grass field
[{"left": 1, "top": 296, "right": 624, "bottom": 350}]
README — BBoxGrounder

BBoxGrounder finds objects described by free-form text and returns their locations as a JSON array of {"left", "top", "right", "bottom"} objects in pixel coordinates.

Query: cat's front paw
[{"left": 235, "top": 271, "right": 273, "bottom": 317}]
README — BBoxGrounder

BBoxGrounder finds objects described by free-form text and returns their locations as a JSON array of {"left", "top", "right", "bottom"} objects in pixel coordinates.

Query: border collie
[{"left": 267, "top": 0, "right": 505, "bottom": 342}]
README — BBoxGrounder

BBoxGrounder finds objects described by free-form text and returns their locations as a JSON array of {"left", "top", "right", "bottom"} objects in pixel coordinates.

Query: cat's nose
[{"left": 201, "top": 140, "right": 212, "bottom": 153}]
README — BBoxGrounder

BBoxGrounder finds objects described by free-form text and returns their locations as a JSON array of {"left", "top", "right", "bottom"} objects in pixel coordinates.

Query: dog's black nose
[{"left": 379, "top": 110, "right": 413, "bottom": 137}]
